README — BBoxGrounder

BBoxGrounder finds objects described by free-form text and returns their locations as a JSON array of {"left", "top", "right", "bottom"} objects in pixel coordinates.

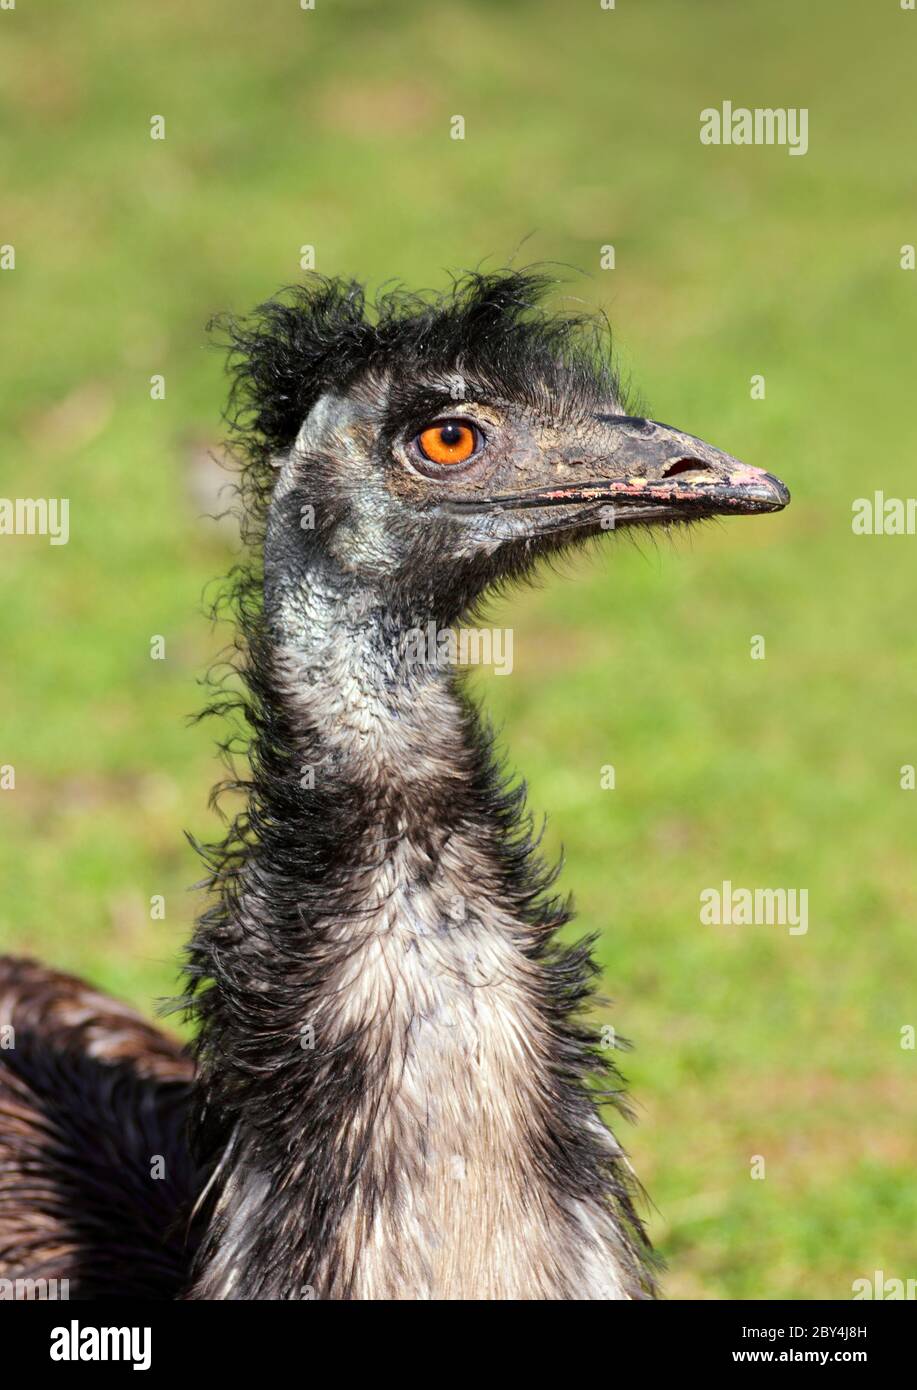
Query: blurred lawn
[{"left": 1, "top": 0, "right": 915, "bottom": 1299}]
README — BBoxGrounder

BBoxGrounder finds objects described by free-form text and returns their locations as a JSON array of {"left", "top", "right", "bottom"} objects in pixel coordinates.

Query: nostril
[{"left": 662, "top": 457, "right": 713, "bottom": 479}]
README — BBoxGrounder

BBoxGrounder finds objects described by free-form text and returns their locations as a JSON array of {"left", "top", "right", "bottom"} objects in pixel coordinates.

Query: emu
[{"left": 0, "top": 272, "right": 789, "bottom": 1299}]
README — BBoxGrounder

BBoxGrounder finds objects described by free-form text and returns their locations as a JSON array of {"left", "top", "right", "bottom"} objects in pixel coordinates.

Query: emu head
[{"left": 226, "top": 271, "right": 789, "bottom": 628}]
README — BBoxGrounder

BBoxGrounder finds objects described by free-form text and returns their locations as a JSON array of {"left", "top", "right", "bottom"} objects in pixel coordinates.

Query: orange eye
[{"left": 416, "top": 420, "right": 479, "bottom": 466}]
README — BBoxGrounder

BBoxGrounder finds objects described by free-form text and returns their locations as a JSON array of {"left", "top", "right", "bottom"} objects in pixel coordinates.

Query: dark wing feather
[{"left": 0, "top": 956, "right": 199, "bottom": 1298}]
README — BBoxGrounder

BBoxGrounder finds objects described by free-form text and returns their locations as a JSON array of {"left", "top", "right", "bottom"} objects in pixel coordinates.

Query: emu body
[{"left": 0, "top": 272, "right": 788, "bottom": 1299}]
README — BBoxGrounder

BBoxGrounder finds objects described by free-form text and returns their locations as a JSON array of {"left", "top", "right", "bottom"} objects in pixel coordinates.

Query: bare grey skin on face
[{"left": 0, "top": 272, "right": 789, "bottom": 1301}]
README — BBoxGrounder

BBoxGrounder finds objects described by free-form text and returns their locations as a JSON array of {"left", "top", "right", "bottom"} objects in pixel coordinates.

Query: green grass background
[{"left": 1, "top": 0, "right": 915, "bottom": 1299}]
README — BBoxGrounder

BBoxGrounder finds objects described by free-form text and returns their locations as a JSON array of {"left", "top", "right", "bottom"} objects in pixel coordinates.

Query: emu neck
[
  {"left": 271, "top": 565, "right": 472, "bottom": 798},
  {"left": 187, "top": 555, "right": 651, "bottom": 1301}
]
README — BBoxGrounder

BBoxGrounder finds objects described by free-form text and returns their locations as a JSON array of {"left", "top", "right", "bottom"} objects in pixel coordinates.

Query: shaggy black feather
[{"left": 0, "top": 956, "right": 197, "bottom": 1297}]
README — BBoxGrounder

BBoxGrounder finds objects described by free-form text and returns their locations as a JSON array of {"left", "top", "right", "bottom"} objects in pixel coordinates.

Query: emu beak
[
  {"left": 443, "top": 415, "right": 789, "bottom": 529},
  {"left": 559, "top": 414, "right": 790, "bottom": 525}
]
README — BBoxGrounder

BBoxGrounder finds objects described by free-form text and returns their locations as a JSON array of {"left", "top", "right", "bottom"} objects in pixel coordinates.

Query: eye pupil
[{"left": 416, "top": 420, "right": 480, "bottom": 466}]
